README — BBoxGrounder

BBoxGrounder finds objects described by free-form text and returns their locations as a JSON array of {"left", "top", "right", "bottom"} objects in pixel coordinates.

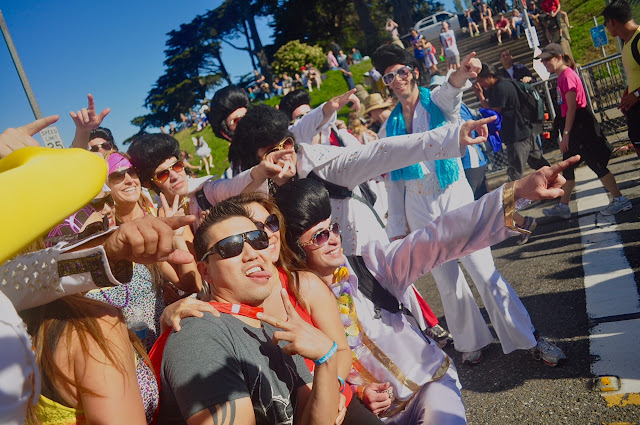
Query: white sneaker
[
  {"left": 542, "top": 202, "right": 571, "bottom": 219},
  {"left": 600, "top": 196, "right": 632, "bottom": 216},
  {"left": 462, "top": 349, "right": 483, "bottom": 364},
  {"left": 529, "top": 337, "right": 566, "bottom": 367}
]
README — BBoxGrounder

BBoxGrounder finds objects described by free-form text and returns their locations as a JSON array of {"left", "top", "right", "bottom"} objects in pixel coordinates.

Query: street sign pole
[{"left": 0, "top": 9, "right": 64, "bottom": 148}]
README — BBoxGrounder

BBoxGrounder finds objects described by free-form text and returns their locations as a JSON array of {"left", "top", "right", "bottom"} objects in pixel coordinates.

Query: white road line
[{"left": 574, "top": 165, "right": 640, "bottom": 395}]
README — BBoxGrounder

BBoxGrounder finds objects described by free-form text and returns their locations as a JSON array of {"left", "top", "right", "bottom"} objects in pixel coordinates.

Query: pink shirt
[{"left": 557, "top": 67, "right": 587, "bottom": 117}]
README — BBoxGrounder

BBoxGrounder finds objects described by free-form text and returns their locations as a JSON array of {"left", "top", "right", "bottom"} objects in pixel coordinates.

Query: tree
[{"left": 272, "top": 40, "right": 325, "bottom": 75}]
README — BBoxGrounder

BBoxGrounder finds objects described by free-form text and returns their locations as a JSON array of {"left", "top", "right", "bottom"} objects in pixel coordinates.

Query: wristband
[
  {"left": 356, "top": 384, "right": 366, "bottom": 400},
  {"left": 314, "top": 341, "right": 338, "bottom": 366},
  {"left": 338, "top": 376, "right": 346, "bottom": 393}
]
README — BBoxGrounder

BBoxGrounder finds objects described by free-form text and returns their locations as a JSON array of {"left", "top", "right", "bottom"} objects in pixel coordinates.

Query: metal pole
[
  {"left": 542, "top": 81, "right": 556, "bottom": 121},
  {"left": 0, "top": 9, "right": 43, "bottom": 120}
]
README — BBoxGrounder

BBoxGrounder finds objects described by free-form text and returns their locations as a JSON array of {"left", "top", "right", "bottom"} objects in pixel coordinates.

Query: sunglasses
[
  {"left": 261, "top": 136, "right": 295, "bottom": 160},
  {"left": 108, "top": 167, "right": 138, "bottom": 184},
  {"left": 254, "top": 213, "right": 280, "bottom": 233},
  {"left": 300, "top": 222, "right": 340, "bottom": 248},
  {"left": 90, "top": 194, "right": 115, "bottom": 210},
  {"left": 153, "top": 160, "right": 185, "bottom": 184},
  {"left": 200, "top": 229, "right": 269, "bottom": 261},
  {"left": 89, "top": 142, "right": 113, "bottom": 152},
  {"left": 382, "top": 66, "right": 413, "bottom": 86}
]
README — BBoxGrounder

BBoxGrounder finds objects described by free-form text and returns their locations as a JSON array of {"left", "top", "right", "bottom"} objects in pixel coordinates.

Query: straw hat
[{"left": 363, "top": 93, "right": 393, "bottom": 115}]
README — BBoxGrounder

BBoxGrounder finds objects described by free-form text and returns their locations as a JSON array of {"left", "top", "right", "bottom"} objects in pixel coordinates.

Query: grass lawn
[
  {"left": 173, "top": 59, "right": 374, "bottom": 178},
  {"left": 566, "top": 0, "right": 619, "bottom": 64}
]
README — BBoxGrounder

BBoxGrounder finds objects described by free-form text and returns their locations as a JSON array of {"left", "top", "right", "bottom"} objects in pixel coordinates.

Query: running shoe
[
  {"left": 425, "top": 324, "right": 454, "bottom": 348},
  {"left": 462, "top": 349, "right": 483, "bottom": 365},
  {"left": 542, "top": 202, "right": 571, "bottom": 219},
  {"left": 517, "top": 216, "right": 537, "bottom": 245},
  {"left": 600, "top": 196, "right": 632, "bottom": 216},
  {"left": 529, "top": 337, "right": 566, "bottom": 367}
]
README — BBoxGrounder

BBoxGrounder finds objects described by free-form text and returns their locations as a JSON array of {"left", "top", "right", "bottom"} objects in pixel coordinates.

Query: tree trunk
[
  {"left": 246, "top": 14, "right": 272, "bottom": 82},
  {"left": 391, "top": 0, "right": 413, "bottom": 35},
  {"left": 352, "top": 0, "right": 380, "bottom": 54},
  {"left": 241, "top": 20, "right": 258, "bottom": 71},
  {"left": 213, "top": 48, "right": 233, "bottom": 85}
]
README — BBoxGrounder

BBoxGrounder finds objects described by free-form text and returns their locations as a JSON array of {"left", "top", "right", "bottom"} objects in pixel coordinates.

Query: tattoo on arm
[{"left": 210, "top": 400, "right": 237, "bottom": 425}]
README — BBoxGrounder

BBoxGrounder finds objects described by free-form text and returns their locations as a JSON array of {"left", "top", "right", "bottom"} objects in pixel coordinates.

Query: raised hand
[
  {"left": 459, "top": 115, "right": 496, "bottom": 146},
  {"left": 514, "top": 155, "right": 581, "bottom": 201},
  {"left": 258, "top": 288, "right": 334, "bottom": 361},
  {"left": 0, "top": 115, "right": 59, "bottom": 159},
  {"left": 261, "top": 148, "right": 296, "bottom": 180},
  {"left": 327, "top": 89, "right": 360, "bottom": 114},
  {"left": 104, "top": 215, "right": 196, "bottom": 265},
  {"left": 450, "top": 52, "right": 482, "bottom": 88},
  {"left": 160, "top": 193, "right": 186, "bottom": 236},
  {"left": 69, "top": 93, "right": 110, "bottom": 133},
  {"left": 160, "top": 297, "right": 220, "bottom": 333}
]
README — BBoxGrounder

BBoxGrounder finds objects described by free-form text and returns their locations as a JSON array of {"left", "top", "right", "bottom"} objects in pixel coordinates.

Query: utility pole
[{"left": 0, "top": 9, "right": 64, "bottom": 148}]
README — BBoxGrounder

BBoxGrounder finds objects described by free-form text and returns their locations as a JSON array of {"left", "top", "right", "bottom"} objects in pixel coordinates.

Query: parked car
[{"left": 413, "top": 11, "right": 461, "bottom": 42}]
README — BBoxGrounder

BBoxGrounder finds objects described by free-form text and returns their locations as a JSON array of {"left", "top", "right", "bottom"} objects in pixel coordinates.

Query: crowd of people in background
[{"left": 2, "top": 1, "right": 638, "bottom": 424}]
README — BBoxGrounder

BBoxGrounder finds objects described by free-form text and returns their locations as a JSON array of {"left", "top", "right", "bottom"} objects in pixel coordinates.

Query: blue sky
[
  {"left": 0, "top": 0, "right": 273, "bottom": 149},
  {"left": 0, "top": 0, "right": 458, "bottom": 149}
]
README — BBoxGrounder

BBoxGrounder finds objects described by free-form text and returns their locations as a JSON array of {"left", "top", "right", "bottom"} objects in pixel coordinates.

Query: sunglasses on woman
[
  {"left": 261, "top": 136, "right": 295, "bottom": 160},
  {"left": 300, "top": 222, "right": 340, "bottom": 247},
  {"left": 200, "top": 229, "right": 270, "bottom": 261},
  {"left": 108, "top": 167, "right": 138, "bottom": 185},
  {"left": 382, "top": 66, "right": 413, "bottom": 86},
  {"left": 89, "top": 142, "right": 113, "bottom": 152},
  {"left": 153, "top": 160, "right": 185, "bottom": 184},
  {"left": 253, "top": 214, "right": 280, "bottom": 233},
  {"left": 90, "top": 194, "right": 115, "bottom": 210}
]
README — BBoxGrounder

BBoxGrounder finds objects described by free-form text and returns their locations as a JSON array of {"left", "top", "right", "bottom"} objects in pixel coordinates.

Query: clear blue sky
[
  {"left": 0, "top": 0, "right": 457, "bottom": 149},
  {"left": 0, "top": 0, "right": 273, "bottom": 149}
]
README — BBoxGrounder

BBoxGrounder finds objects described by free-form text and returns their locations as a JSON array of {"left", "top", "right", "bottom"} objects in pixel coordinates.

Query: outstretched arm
[
  {"left": 70, "top": 94, "right": 111, "bottom": 149},
  {"left": 0, "top": 115, "right": 59, "bottom": 158},
  {"left": 363, "top": 156, "right": 581, "bottom": 294}
]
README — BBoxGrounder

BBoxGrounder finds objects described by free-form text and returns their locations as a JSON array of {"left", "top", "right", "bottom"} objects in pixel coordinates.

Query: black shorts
[
  {"left": 625, "top": 101, "right": 640, "bottom": 147},
  {"left": 560, "top": 108, "right": 613, "bottom": 181}
]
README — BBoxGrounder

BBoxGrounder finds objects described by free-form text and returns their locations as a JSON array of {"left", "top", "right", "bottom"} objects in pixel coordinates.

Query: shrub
[{"left": 272, "top": 40, "right": 326, "bottom": 75}]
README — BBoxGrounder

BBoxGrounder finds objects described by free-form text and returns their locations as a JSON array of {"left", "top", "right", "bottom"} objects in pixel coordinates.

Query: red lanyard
[{"left": 208, "top": 302, "right": 264, "bottom": 319}]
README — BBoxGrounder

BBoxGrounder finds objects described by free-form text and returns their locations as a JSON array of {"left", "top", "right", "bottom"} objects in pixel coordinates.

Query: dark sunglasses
[
  {"left": 90, "top": 194, "right": 115, "bottom": 210},
  {"left": 254, "top": 214, "right": 280, "bottom": 233},
  {"left": 153, "top": 160, "right": 185, "bottom": 184},
  {"left": 108, "top": 167, "right": 138, "bottom": 184},
  {"left": 200, "top": 229, "right": 269, "bottom": 261},
  {"left": 89, "top": 142, "right": 113, "bottom": 152},
  {"left": 300, "top": 222, "right": 340, "bottom": 247},
  {"left": 382, "top": 66, "right": 413, "bottom": 86},
  {"left": 261, "top": 137, "right": 295, "bottom": 160}
]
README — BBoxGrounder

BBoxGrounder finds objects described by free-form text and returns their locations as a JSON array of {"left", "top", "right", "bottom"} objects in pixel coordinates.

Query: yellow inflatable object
[{"left": 0, "top": 147, "right": 107, "bottom": 264}]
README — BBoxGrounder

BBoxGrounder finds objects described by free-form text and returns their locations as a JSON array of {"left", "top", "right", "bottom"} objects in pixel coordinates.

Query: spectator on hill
[
  {"left": 479, "top": 3, "right": 496, "bottom": 32},
  {"left": 308, "top": 64, "right": 322, "bottom": 91},
  {"left": 495, "top": 13, "right": 512, "bottom": 45},
  {"left": 272, "top": 76, "right": 284, "bottom": 97},
  {"left": 169, "top": 123, "right": 176, "bottom": 135},
  {"left": 180, "top": 112, "right": 188, "bottom": 130},
  {"left": 352, "top": 47, "right": 363, "bottom": 62},
  {"left": 327, "top": 50, "right": 339, "bottom": 69},
  {"left": 330, "top": 40, "right": 342, "bottom": 57},
  {"left": 179, "top": 150, "right": 201, "bottom": 176},
  {"left": 281, "top": 72, "right": 294, "bottom": 94},
  {"left": 440, "top": 21, "right": 461, "bottom": 71},
  {"left": 473, "top": 63, "right": 550, "bottom": 181},
  {"left": 339, "top": 56, "right": 356, "bottom": 90},
  {"left": 527, "top": 0, "right": 542, "bottom": 26},
  {"left": 465, "top": 9, "right": 481, "bottom": 37},
  {"left": 603, "top": 0, "right": 640, "bottom": 158},
  {"left": 538, "top": 43, "right": 632, "bottom": 218},
  {"left": 385, "top": 17, "right": 404, "bottom": 47},
  {"left": 499, "top": 49, "right": 535, "bottom": 83},
  {"left": 337, "top": 49, "right": 347, "bottom": 64}
]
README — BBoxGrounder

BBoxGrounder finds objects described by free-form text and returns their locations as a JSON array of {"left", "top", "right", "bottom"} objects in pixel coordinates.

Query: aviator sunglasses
[
  {"left": 153, "top": 160, "right": 185, "bottom": 184},
  {"left": 300, "top": 222, "right": 340, "bottom": 247},
  {"left": 253, "top": 214, "right": 280, "bottom": 233},
  {"left": 89, "top": 142, "right": 113, "bottom": 152},
  {"left": 382, "top": 66, "right": 413, "bottom": 86},
  {"left": 261, "top": 136, "right": 295, "bottom": 160},
  {"left": 108, "top": 167, "right": 138, "bottom": 185},
  {"left": 200, "top": 229, "right": 270, "bottom": 261}
]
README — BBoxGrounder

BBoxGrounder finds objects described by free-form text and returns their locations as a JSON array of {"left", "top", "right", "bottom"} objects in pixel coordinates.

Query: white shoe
[
  {"left": 600, "top": 196, "right": 632, "bottom": 216},
  {"left": 542, "top": 202, "right": 571, "bottom": 219},
  {"left": 462, "top": 349, "right": 483, "bottom": 364}
]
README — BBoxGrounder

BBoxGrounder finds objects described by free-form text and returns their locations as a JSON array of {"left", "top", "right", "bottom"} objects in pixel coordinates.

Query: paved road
[{"left": 413, "top": 153, "right": 640, "bottom": 424}]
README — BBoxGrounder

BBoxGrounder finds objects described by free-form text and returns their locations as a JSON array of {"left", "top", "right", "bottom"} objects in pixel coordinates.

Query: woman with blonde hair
[{"left": 348, "top": 112, "right": 378, "bottom": 144}]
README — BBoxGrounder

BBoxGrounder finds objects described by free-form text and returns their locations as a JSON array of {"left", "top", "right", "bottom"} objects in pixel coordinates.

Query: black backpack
[{"left": 509, "top": 79, "right": 544, "bottom": 123}]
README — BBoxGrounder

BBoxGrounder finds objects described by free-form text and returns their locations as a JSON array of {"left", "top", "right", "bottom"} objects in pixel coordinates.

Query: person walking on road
[{"left": 539, "top": 43, "right": 632, "bottom": 218}]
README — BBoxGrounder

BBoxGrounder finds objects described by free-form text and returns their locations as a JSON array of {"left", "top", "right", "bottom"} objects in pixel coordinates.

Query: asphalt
[{"left": 413, "top": 152, "right": 640, "bottom": 424}]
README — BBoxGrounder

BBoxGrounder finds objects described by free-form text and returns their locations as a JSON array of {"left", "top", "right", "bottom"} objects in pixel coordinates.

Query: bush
[{"left": 272, "top": 40, "right": 326, "bottom": 75}]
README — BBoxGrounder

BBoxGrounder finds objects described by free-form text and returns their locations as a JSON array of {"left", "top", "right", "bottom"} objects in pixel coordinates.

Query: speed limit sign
[{"left": 40, "top": 126, "right": 65, "bottom": 149}]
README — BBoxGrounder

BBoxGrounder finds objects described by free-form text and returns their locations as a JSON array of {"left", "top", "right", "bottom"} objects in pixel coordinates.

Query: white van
[{"left": 414, "top": 11, "right": 461, "bottom": 42}]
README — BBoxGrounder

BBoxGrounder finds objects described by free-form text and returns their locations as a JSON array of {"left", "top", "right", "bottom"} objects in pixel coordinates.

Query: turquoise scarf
[{"left": 386, "top": 86, "right": 459, "bottom": 189}]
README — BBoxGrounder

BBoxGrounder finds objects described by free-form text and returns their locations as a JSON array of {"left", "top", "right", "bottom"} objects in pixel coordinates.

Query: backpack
[{"left": 509, "top": 79, "right": 544, "bottom": 123}]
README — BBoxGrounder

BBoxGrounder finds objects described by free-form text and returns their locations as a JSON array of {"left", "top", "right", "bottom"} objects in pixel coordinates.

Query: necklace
[
  {"left": 208, "top": 302, "right": 264, "bottom": 319},
  {"left": 331, "top": 266, "right": 362, "bottom": 349},
  {"left": 99, "top": 284, "right": 130, "bottom": 309}
]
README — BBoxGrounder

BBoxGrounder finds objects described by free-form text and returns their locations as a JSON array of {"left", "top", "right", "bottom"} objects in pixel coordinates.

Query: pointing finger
[
  {"left": 20, "top": 115, "right": 59, "bottom": 136},
  {"left": 87, "top": 93, "right": 95, "bottom": 111},
  {"left": 549, "top": 155, "right": 580, "bottom": 175}
]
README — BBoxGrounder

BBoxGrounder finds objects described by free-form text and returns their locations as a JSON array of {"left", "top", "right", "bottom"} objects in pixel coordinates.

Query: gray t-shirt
[{"left": 158, "top": 313, "right": 313, "bottom": 425}]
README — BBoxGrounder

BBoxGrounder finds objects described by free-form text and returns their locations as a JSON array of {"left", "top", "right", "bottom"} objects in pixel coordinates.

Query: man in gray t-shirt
[
  {"left": 439, "top": 21, "right": 460, "bottom": 70},
  {"left": 157, "top": 201, "right": 340, "bottom": 424},
  {"left": 158, "top": 314, "right": 312, "bottom": 424}
]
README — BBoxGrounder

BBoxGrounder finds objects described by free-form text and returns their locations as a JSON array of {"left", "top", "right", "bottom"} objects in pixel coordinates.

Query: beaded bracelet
[
  {"left": 338, "top": 376, "right": 346, "bottom": 393},
  {"left": 314, "top": 341, "right": 338, "bottom": 366}
]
